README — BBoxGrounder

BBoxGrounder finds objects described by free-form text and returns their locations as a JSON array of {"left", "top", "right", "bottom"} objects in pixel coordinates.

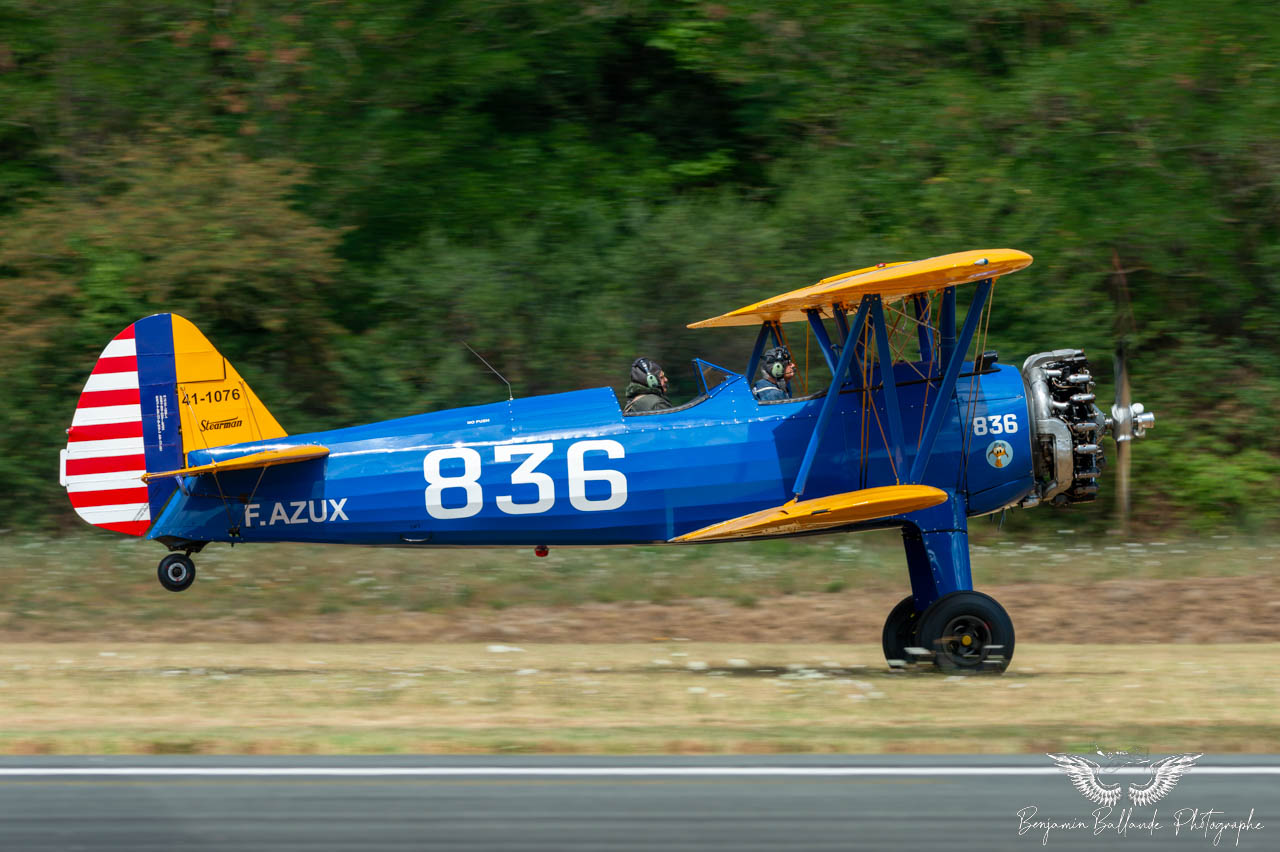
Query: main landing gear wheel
[
  {"left": 917, "top": 591, "right": 1014, "bottom": 673},
  {"left": 881, "top": 595, "right": 921, "bottom": 668},
  {"left": 158, "top": 554, "right": 196, "bottom": 592}
]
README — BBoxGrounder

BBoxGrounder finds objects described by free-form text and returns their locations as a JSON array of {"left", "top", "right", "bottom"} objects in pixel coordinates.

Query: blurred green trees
[{"left": 1, "top": 0, "right": 1277, "bottom": 530}]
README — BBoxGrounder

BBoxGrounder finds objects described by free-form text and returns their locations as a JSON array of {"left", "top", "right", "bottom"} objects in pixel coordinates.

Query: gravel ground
[{"left": 4, "top": 573, "right": 1275, "bottom": 644}]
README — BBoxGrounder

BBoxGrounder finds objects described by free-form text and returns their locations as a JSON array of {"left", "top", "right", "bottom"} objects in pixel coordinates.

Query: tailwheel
[
  {"left": 881, "top": 595, "right": 922, "bottom": 669},
  {"left": 158, "top": 554, "right": 196, "bottom": 592},
  {"left": 917, "top": 591, "right": 1014, "bottom": 673}
]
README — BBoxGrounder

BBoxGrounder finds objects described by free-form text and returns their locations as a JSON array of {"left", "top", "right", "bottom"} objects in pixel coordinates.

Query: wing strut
[
  {"left": 908, "top": 277, "right": 993, "bottom": 482},
  {"left": 791, "top": 298, "right": 870, "bottom": 498},
  {"left": 805, "top": 310, "right": 839, "bottom": 376},
  {"left": 789, "top": 277, "right": 994, "bottom": 495},
  {"left": 940, "top": 285, "right": 957, "bottom": 362},
  {"left": 744, "top": 323, "right": 771, "bottom": 385},
  {"left": 833, "top": 305, "right": 850, "bottom": 341},
  {"left": 869, "top": 296, "right": 907, "bottom": 481}
]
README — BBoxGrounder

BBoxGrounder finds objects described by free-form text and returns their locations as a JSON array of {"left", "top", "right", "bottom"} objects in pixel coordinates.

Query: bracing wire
[
  {"left": 858, "top": 320, "right": 872, "bottom": 490},
  {"left": 866, "top": 334, "right": 901, "bottom": 485},
  {"left": 917, "top": 291, "right": 938, "bottom": 449},
  {"left": 803, "top": 320, "right": 810, "bottom": 395}
]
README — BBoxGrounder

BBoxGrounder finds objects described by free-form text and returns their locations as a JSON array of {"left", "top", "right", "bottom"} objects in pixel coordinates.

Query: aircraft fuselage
[{"left": 149, "top": 362, "right": 1035, "bottom": 547}]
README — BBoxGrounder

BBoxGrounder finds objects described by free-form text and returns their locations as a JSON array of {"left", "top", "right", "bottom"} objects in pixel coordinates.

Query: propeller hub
[{"left": 1111, "top": 399, "right": 1155, "bottom": 443}]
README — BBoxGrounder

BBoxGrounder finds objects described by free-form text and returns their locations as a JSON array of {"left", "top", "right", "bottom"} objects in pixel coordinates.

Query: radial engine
[{"left": 1021, "top": 349, "right": 1155, "bottom": 507}]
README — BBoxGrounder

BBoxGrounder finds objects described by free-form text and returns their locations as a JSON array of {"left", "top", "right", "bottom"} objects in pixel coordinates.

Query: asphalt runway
[{"left": 0, "top": 755, "right": 1274, "bottom": 851}]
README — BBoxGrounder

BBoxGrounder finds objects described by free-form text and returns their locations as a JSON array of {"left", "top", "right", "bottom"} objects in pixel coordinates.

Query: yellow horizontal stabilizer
[
  {"left": 141, "top": 445, "right": 330, "bottom": 482},
  {"left": 671, "top": 485, "right": 949, "bottom": 543},
  {"left": 689, "top": 249, "right": 1031, "bottom": 328}
]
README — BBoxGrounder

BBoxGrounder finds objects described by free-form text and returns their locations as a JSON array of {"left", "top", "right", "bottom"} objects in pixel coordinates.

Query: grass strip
[{"left": 0, "top": 643, "right": 1274, "bottom": 755}]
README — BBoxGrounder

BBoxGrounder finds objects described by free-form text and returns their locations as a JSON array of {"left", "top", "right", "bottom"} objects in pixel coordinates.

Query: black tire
[
  {"left": 881, "top": 595, "right": 922, "bottom": 667},
  {"left": 916, "top": 591, "right": 1014, "bottom": 673},
  {"left": 158, "top": 554, "right": 196, "bottom": 592}
]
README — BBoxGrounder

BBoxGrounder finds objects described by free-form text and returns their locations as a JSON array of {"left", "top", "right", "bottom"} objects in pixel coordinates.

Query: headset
[
  {"left": 632, "top": 358, "right": 663, "bottom": 389},
  {"left": 763, "top": 346, "right": 791, "bottom": 379}
]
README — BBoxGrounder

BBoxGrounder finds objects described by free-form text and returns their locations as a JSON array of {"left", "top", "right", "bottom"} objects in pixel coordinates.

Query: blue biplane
[{"left": 60, "top": 249, "right": 1153, "bottom": 671}]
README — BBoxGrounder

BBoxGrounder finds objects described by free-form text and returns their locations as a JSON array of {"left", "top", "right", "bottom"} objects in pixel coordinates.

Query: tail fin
[{"left": 60, "top": 313, "right": 286, "bottom": 536}]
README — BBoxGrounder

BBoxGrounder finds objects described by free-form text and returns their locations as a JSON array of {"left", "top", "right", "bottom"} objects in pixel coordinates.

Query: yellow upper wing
[{"left": 689, "top": 248, "right": 1032, "bottom": 329}]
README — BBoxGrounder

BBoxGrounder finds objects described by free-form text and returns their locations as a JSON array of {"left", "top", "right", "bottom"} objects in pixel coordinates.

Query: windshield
[{"left": 694, "top": 358, "right": 737, "bottom": 396}]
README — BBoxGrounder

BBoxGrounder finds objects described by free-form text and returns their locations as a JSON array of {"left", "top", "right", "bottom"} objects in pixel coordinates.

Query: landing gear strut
[
  {"left": 891, "top": 493, "right": 1015, "bottom": 673},
  {"left": 158, "top": 553, "right": 196, "bottom": 592}
]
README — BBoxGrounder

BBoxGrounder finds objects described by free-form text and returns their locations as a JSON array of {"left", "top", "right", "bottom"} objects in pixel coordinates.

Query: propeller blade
[
  {"left": 1113, "top": 341, "right": 1132, "bottom": 532},
  {"left": 1115, "top": 340, "right": 1131, "bottom": 412},
  {"left": 1115, "top": 427, "right": 1131, "bottom": 532}
]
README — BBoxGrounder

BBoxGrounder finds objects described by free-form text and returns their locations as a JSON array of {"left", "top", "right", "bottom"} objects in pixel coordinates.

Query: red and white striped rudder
[{"left": 59, "top": 324, "right": 151, "bottom": 536}]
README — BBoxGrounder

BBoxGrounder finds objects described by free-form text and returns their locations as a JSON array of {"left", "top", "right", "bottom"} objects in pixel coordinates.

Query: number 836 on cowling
[{"left": 973, "top": 413, "right": 1018, "bottom": 437}]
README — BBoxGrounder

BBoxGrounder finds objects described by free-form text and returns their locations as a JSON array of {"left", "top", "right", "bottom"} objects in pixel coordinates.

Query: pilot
[
  {"left": 624, "top": 357, "right": 673, "bottom": 413},
  {"left": 754, "top": 346, "right": 795, "bottom": 401}
]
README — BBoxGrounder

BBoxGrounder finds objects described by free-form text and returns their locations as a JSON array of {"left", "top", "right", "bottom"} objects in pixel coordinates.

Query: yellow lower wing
[
  {"left": 671, "top": 485, "right": 948, "bottom": 543},
  {"left": 141, "top": 445, "right": 329, "bottom": 482}
]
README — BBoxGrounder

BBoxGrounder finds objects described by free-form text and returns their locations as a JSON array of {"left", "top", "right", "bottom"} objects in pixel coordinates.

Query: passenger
[
  {"left": 754, "top": 346, "right": 795, "bottom": 401},
  {"left": 624, "top": 357, "right": 673, "bottom": 413}
]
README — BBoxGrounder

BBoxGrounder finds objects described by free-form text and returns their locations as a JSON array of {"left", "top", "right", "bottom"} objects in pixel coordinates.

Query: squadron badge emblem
[{"left": 986, "top": 439, "right": 1013, "bottom": 469}]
